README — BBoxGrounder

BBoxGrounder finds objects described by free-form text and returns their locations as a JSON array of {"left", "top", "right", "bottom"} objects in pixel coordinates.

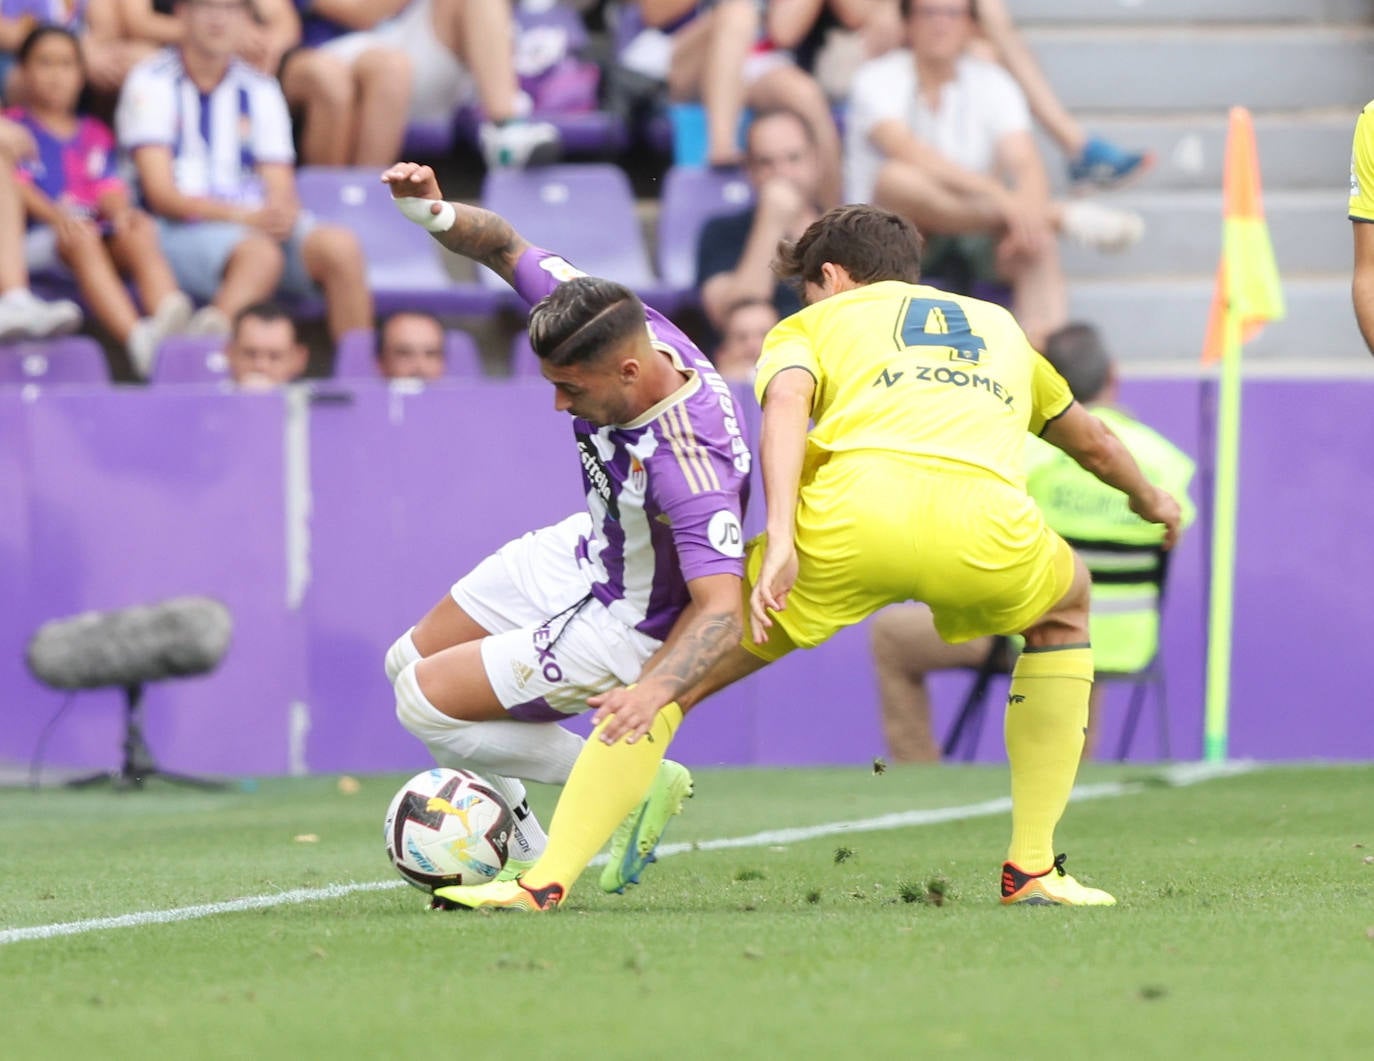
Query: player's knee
[{"left": 385, "top": 627, "right": 422, "bottom": 685}]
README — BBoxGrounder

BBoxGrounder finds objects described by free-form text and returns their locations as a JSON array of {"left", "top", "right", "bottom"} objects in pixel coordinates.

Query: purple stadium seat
[
  {"left": 334, "top": 327, "right": 484, "bottom": 379},
  {"left": 480, "top": 164, "right": 685, "bottom": 312},
  {"left": 402, "top": 117, "right": 456, "bottom": 158},
  {"left": 152, "top": 336, "right": 230, "bottom": 384},
  {"left": 509, "top": 330, "right": 541, "bottom": 377},
  {"left": 296, "top": 167, "right": 511, "bottom": 316},
  {"left": 657, "top": 165, "right": 753, "bottom": 293},
  {"left": 0, "top": 336, "right": 109, "bottom": 385}
]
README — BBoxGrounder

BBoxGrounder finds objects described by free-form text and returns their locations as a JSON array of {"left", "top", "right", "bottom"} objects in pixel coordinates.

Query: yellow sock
[
  {"left": 522, "top": 702, "right": 684, "bottom": 892},
  {"left": 1004, "top": 645, "right": 1093, "bottom": 872}
]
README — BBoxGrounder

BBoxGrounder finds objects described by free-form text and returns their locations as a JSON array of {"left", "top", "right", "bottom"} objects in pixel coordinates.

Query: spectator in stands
[
  {"left": 8, "top": 25, "right": 191, "bottom": 377},
  {"left": 225, "top": 299, "right": 304, "bottom": 386},
  {"left": 375, "top": 308, "right": 445, "bottom": 380},
  {"left": 712, "top": 296, "right": 775, "bottom": 383},
  {"left": 853, "top": 0, "right": 1151, "bottom": 191},
  {"left": 869, "top": 321, "right": 1195, "bottom": 762},
  {"left": 270, "top": 0, "right": 558, "bottom": 169},
  {"left": 0, "top": 0, "right": 152, "bottom": 98},
  {"left": 0, "top": 142, "right": 83, "bottom": 340},
  {"left": 115, "top": 0, "right": 372, "bottom": 341},
  {"left": 622, "top": 0, "right": 842, "bottom": 206},
  {"left": 696, "top": 106, "right": 819, "bottom": 331},
  {"left": 268, "top": 0, "right": 412, "bottom": 167},
  {"left": 844, "top": 0, "right": 1144, "bottom": 346}
]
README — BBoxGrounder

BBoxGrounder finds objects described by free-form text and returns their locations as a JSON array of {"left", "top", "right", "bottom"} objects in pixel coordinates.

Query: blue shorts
[{"left": 156, "top": 215, "right": 319, "bottom": 303}]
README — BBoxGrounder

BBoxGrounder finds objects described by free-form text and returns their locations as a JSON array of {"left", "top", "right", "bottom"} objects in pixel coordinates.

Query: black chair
[{"left": 942, "top": 539, "right": 1172, "bottom": 762}]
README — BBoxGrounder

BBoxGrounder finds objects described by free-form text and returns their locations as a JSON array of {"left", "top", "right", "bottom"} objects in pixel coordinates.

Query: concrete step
[
  {"left": 1059, "top": 190, "right": 1350, "bottom": 280},
  {"left": 1065, "top": 276, "right": 1364, "bottom": 362},
  {"left": 1040, "top": 112, "right": 1356, "bottom": 193},
  {"left": 1009, "top": 0, "right": 1369, "bottom": 26},
  {"left": 1023, "top": 26, "right": 1374, "bottom": 113}
]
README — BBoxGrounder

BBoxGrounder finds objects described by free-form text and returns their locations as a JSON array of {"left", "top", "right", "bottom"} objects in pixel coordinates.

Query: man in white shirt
[
  {"left": 844, "top": 0, "right": 1142, "bottom": 346},
  {"left": 115, "top": 0, "right": 372, "bottom": 340}
]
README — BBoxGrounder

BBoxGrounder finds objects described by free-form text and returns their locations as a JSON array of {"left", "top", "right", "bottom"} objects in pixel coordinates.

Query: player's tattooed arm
[
  {"left": 381, "top": 161, "right": 529, "bottom": 284},
  {"left": 431, "top": 205, "right": 530, "bottom": 287},
  {"left": 589, "top": 572, "right": 744, "bottom": 743}
]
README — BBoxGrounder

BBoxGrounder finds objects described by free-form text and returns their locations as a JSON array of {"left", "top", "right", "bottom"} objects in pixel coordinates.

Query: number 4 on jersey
[{"left": 896, "top": 297, "right": 987, "bottom": 364}]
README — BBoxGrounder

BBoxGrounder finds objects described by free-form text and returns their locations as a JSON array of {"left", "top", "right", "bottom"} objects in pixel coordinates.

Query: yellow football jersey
[
  {"left": 1351, "top": 100, "right": 1374, "bottom": 222},
  {"left": 755, "top": 281, "right": 1073, "bottom": 488}
]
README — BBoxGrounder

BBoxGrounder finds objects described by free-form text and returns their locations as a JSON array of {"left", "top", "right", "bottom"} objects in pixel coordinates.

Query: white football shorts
[{"left": 451, "top": 513, "right": 662, "bottom": 721}]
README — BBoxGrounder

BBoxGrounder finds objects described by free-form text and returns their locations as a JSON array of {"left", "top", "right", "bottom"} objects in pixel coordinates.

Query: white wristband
[{"left": 395, "top": 196, "right": 456, "bottom": 233}]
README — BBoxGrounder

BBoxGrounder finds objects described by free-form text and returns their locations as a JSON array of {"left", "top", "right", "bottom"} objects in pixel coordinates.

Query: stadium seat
[
  {"left": 0, "top": 337, "right": 109, "bottom": 385},
  {"left": 657, "top": 165, "right": 752, "bottom": 294},
  {"left": 333, "top": 327, "right": 483, "bottom": 379},
  {"left": 480, "top": 163, "right": 685, "bottom": 312},
  {"left": 296, "top": 167, "right": 511, "bottom": 316},
  {"left": 151, "top": 336, "right": 231, "bottom": 384}
]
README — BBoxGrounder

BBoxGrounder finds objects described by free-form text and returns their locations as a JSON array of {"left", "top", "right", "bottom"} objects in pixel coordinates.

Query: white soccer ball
[{"left": 383, "top": 768, "right": 513, "bottom": 892}]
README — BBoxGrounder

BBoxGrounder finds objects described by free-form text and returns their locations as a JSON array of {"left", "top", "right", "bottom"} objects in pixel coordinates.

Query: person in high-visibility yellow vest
[{"left": 871, "top": 321, "right": 1195, "bottom": 761}]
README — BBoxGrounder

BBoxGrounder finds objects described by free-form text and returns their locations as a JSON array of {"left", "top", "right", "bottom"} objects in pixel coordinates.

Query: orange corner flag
[{"left": 1201, "top": 107, "right": 1286, "bottom": 363}]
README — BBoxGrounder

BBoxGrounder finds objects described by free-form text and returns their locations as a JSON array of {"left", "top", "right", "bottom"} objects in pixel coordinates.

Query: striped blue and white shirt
[{"left": 114, "top": 48, "right": 294, "bottom": 208}]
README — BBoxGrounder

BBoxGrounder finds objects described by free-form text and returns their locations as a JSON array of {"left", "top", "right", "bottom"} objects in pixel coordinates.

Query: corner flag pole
[{"left": 1200, "top": 107, "right": 1284, "bottom": 762}]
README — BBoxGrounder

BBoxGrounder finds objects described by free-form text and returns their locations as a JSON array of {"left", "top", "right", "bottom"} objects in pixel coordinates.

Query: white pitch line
[{"left": 0, "top": 760, "right": 1255, "bottom": 946}]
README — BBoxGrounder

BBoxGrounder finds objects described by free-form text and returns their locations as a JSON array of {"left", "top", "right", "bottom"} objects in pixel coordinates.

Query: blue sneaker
[
  {"left": 599, "top": 761, "right": 693, "bottom": 894},
  {"left": 1068, "top": 136, "right": 1153, "bottom": 191}
]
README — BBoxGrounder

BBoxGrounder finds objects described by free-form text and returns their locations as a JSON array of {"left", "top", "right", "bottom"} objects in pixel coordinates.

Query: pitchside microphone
[
  {"left": 26, "top": 597, "right": 234, "bottom": 790},
  {"left": 26, "top": 596, "right": 232, "bottom": 691}
]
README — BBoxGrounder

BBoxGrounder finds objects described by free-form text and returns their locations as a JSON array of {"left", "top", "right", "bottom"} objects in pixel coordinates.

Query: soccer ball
[{"left": 383, "top": 768, "right": 513, "bottom": 892}]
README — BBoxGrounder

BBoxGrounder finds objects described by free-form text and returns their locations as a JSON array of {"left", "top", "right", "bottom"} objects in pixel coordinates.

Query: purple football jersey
[{"left": 511, "top": 247, "right": 751, "bottom": 640}]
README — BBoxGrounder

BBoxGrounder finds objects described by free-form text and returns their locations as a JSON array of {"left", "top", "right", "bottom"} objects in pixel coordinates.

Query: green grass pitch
[{"left": 1, "top": 763, "right": 1371, "bottom": 1059}]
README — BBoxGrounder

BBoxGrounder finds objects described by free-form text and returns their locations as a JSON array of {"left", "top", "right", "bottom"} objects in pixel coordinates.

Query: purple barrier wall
[{"left": 1, "top": 375, "right": 1370, "bottom": 775}]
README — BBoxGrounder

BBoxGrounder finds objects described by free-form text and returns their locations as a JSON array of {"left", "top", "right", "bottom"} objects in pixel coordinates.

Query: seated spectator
[
  {"left": 869, "top": 322, "right": 1196, "bottom": 762},
  {"left": 696, "top": 107, "right": 820, "bottom": 331},
  {"left": 844, "top": 0, "right": 1144, "bottom": 346},
  {"left": 8, "top": 25, "right": 191, "bottom": 377},
  {"left": 853, "top": 0, "right": 1151, "bottom": 190},
  {"left": 375, "top": 308, "right": 444, "bottom": 380},
  {"left": 115, "top": 0, "right": 372, "bottom": 341},
  {"left": 272, "top": 0, "right": 558, "bottom": 169},
  {"left": 267, "top": 0, "right": 412, "bottom": 167},
  {"left": 0, "top": 116, "right": 82, "bottom": 338},
  {"left": 712, "top": 296, "right": 775, "bottom": 383},
  {"left": 622, "top": 0, "right": 842, "bottom": 205},
  {"left": 0, "top": 0, "right": 155, "bottom": 99},
  {"left": 225, "top": 299, "right": 304, "bottom": 386}
]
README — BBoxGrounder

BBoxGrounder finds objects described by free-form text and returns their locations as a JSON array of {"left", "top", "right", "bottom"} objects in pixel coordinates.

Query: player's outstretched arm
[
  {"left": 1042, "top": 403, "right": 1183, "bottom": 548},
  {"left": 382, "top": 161, "right": 530, "bottom": 287}
]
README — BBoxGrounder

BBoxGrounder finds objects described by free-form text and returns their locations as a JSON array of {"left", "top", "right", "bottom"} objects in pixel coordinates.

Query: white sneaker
[
  {"left": 185, "top": 305, "right": 231, "bottom": 338},
  {"left": 1059, "top": 200, "right": 1145, "bottom": 253},
  {"left": 0, "top": 287, "right": 83, "bottom": 339},
  {"left": 127, "top": 292, "right": 195, "bottom": 379},
  {"left": 479, "top": 119, "right": 561, "bottom": 169}
]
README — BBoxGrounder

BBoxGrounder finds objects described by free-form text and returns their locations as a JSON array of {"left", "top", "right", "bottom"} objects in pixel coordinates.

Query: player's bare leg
[{"left": 1001, "top": 551, "right": 1115, "bottom": 906}]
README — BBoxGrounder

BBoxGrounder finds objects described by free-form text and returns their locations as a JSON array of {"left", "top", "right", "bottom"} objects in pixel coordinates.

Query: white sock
[
  {"left": 393, "top": 661, "right": 584, "bottom": 858},
  {"left": 385, "top": 627, "right": 423, "bottom": 685}
]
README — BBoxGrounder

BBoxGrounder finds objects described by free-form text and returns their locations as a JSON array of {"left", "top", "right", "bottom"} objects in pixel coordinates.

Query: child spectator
[{"left": 7, "top": 24, "right": 190, "bottom": 376}]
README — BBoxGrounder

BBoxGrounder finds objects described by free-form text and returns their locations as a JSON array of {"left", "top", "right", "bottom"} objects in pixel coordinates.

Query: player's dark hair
[
  {"left": 233, "top": 301, "right": 296, "bottom": 340},
  {"left": 746, "top": 106, "right": 815, "bottom": 153},
  {"left": 17, "top": 24, "right": 81, "bottom": 66},
  {"left": 375, "top": 310, "right": 444, "bottom": 360},
  {"left": 1043, "top": 322, "right": 1112, "bottom": 403},
  {"left": 773, "top": 204, "right": 923, "bottom": 291},
  {"left": 899, "top": 0, "right": 978, "bottom": 20},
  {"left": 528, "top": 276, "right": 646, "bottom": 368}
]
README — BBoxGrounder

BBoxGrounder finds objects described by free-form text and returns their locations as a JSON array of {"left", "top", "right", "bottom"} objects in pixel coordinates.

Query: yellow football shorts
[{"left": 742, "top": 452, "right": 1075, "bottom": 662}]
